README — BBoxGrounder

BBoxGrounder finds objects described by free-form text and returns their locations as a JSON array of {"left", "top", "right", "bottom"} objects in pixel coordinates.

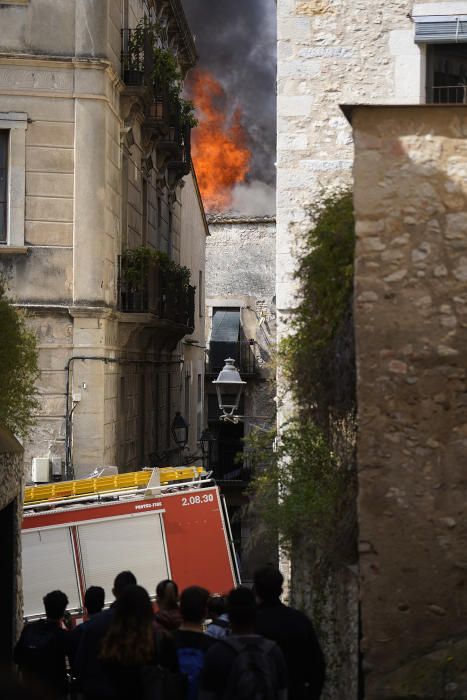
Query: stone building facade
[
  {"left": 205, "top": 215, "right": 276, "bottom": 580},
  {"left": 276, "top": 0, "right": 467, "bottom": 698},
  {"left": 351, "top": 103, "right": 467, "bottom": 699},
  {"left": 0, "top": 0, "right": 207, "bottom": 479}
]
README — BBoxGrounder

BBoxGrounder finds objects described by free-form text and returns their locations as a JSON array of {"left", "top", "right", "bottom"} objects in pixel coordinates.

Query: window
[
  {"left": 426, "top": 43, "right": 467, "bottom": 103},
  {"left": 198, "top": 270, "right": 203, "bottom": 317},
  {"left": 209, "top": 308, "right": 241, "bottom": 373},
  {"left": 414, "top": 15, "right": 467, "bottom": 103},
  {"left": 0, "top": 113, "right": 27, "bottom": 247},
  {"left": 0, "top": 131, "right": 7, "bottom": 244}
]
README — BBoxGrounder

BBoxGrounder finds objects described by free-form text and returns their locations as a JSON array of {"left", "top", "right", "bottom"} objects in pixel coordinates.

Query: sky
[{"left": 182, "top": 0, "right": 277, "bottom": 215}]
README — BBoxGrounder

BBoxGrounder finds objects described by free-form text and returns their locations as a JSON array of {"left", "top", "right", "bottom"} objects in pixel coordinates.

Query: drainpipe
[{"left": 64, "top": 355, "right": 184, "bottom": 479}]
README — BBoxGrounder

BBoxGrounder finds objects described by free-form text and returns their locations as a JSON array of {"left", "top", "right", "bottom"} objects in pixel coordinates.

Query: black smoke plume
[{"left": 182, "top": 0, "right": 276, "bottom": 214}]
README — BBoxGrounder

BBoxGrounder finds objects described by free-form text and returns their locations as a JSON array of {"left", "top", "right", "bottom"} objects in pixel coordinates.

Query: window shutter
[{"left": 414, "top": 15, "right": 467, "bottom": 43}]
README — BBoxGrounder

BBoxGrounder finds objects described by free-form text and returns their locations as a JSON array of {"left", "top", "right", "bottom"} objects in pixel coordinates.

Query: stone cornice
[{"left": 207, "top": 215, "right": 276, "bottom": 225}]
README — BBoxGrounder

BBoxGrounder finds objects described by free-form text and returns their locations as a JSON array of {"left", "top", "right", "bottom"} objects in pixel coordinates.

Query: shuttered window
[
  {"left": 77, "top": 512, "right": 169, "bottom": 605},
  {"left": 415, "top": 15, "right": 467, "bottom": 43},
  {"left": 22, "top": 528, "right": 81, "bottom": 617},
  {"left": 0, "top": 131, "right": 8, "bottom": 244}
]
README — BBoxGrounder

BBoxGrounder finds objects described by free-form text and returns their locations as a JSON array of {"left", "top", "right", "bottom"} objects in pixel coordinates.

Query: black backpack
[
  {"left": 221, "top": 636, "right": 278, "bottom": 700},
  {"left": 16, "top": 620, "right": 59, "bottom": 673}
]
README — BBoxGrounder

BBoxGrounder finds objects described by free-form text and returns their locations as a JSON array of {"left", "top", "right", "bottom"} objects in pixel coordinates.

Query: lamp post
[
  {"left": 171, "top": 412, "right": 188, "bottom": 465},
  {"left": 199, "top": 428, "right": 215, "bottom": 470},
  {"left": 212, "top": 358, "right": 246, "bottom": 421}
]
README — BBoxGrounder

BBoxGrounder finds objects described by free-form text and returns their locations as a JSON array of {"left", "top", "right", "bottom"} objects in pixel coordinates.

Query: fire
[{"left": 188, "top": 70, "right": 251, "bottom": 212}]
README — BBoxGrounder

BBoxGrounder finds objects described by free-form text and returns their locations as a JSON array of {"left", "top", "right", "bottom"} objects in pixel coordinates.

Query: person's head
[
  {"left": 43, "top": 590, "right": 68, "bottom": 621},
  {"left": 112, "top": 570, "right": 137, "bottom": 600},
  {"left": 253, "top": 565, "right": 284, "bottom": 604},
  {"left": 100, "top": 585, "right": 154, "bottom": 666},
  {"left": 180, "top": 586, "right": 210, "bottom": 626},
  {"left": 156, "top": 579, "right": 179, "bottom": 612},
  {"left": 84, "top": 586, "right": 105, "bottom": 616},
  {"left": 227, "top": 587, "right": 256, "bottom": 633},
  {"left": 207, "top": 594, "right": 225, "bottom": 621}
]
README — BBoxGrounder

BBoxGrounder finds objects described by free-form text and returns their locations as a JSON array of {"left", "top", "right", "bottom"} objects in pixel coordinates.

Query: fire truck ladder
[{"left": 24, "top": 466, "right": 206, "bottom": 507}]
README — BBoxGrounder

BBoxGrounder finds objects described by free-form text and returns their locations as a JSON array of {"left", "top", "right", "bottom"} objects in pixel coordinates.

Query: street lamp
[
  {"left": 199, "top": 428, "right": 215, "bottom": 470},
  {"left": 171, "top": 412, "right": 189, "bottom": 449},
  {"left": 212, "top": 358, "right": 246, "bottom": 421}
]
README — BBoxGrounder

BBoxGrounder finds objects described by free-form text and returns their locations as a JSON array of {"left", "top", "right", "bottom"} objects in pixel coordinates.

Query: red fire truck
[{"left": 21, "top": 467, "right": 239, "bottom": 620}]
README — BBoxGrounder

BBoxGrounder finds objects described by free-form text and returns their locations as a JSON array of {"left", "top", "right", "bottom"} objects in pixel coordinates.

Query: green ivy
[
  {"left": 247, "top": 190, "right": 357, "bottom": 557},
  {"left": 0, "top": 280, "right": 39, "bottom": 438}
]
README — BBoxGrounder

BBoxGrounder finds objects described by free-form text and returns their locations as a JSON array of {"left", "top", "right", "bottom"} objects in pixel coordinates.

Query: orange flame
[{"left": 188, "top": 70, "right": 251, "bottom": 212}]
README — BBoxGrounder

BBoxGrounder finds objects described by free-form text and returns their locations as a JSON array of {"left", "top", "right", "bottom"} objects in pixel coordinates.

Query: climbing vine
[
  {"left": 0, "top": 279, "right": 39, "bottom": 438},
  {"left": 247, "top": 191, "right": 357, "bottom": 561}
]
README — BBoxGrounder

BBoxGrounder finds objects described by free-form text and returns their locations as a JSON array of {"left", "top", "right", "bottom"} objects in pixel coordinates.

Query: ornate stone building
[
  {"left": 205, "top": 215, "right": 276, "bottom": 580},
  {"left": 0, "top": 0, "right": 207, "bottom": 478},
  {"left": 277, "top": 1, "right": 467, "bottom": 698}
]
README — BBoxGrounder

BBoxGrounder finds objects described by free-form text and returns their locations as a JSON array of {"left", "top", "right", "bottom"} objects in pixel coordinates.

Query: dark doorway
[{"left": 0, "top": 499, "right": 17, "bottom": 668}]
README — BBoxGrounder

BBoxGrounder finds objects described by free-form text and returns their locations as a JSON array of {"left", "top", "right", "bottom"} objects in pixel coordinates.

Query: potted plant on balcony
[
  {"left": 120, "top": 246, "right": 156, "bottom": 312},
  {"left": 123, "top": 18, "right": 198, "bottom": 129}
]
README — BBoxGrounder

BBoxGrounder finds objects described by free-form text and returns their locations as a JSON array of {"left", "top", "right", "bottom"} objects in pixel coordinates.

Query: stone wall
[{"left": 352, "top": 104, "right": 467, "bottom": 699}]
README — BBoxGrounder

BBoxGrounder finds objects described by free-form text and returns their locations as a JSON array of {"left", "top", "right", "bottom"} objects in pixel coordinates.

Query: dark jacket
[
  {"left": 14, "top": 619, "right": 69, "bottom": 698},
  {"left": 255, "top": 600, "right": 325, "bottom": 700}
]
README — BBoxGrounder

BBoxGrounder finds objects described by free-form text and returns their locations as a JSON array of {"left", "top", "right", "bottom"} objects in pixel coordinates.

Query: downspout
[{"left": 64, "top": 355, "right": 184, "bottom": 479}]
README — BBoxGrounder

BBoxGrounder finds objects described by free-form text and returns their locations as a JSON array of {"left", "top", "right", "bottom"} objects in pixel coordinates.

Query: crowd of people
[{"left": 12, "top": 566, "right": 326, "bottom": 700}]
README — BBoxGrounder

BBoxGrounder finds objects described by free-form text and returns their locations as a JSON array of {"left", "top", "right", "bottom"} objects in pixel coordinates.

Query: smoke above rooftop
[{"left": 182, "top": 0, "right": 276, "bottom": 216}]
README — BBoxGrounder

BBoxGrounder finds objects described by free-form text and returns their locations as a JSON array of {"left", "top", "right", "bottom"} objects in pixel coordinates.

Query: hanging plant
[{"left": 127, "top": 18, "right": 198, "bottom": 129}]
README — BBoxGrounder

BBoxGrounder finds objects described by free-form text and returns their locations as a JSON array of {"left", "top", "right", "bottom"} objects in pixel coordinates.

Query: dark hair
[
  {"left": 84, "top": 586, "right": 105, "bottom": 615},
  {"left": 156, "top": 579, "right": 179, "bottom": 611},
  {"left": 207, "top": 595, "right": 225, "bottom": 619},
  {"left": 227, "top": 587, "right": 256, "bottom": 627},
  {"left": 100, "top": 585, "right": 154, "bottom": 666},
  {"left": 253, "top": 565, "right": 284, "bottom": 603},
  {"left": 180, "top": 586, "right": 209, "bottom": 624},
  {"left": 43, "top": 590, "right": 68, "bottom": 620},
  {"left": 113, "top": 571, "right": 137, "bottom": 598}
]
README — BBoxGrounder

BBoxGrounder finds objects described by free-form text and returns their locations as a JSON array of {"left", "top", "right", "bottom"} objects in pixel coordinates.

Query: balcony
[
  {"left": 117, "top": 256, "right": 195, "bottom": 332},
  {"left": 206, "top": 340, "right": 257, "bottom": 377},
  {"left": 121, "top": 28, "right": 153, "bottom": 87},
  {"left": 121, "top": 29, "right": 192, "bottom": 185}
]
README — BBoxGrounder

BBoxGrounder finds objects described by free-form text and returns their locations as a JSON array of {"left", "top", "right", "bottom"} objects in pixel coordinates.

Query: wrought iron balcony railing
[
  {"left": 117, "top": 256, "right": 195, "bottom": 331},
  {"left": 429, "top": 84, "right": 467, "bottom": 104},
  {"left": 206, "top": 340, "right": 257, "bottom": 377}
]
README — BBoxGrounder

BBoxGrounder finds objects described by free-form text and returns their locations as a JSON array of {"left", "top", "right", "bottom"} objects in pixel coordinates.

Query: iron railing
[
  {"left": 206, "top": 340, "right": 257, "bottom": 377},
  {"left": 429, "top": 84, "right": 467, "bottom": 104},
  {"left": 117, "top": 256, "right": 195, "bottom": 331}
]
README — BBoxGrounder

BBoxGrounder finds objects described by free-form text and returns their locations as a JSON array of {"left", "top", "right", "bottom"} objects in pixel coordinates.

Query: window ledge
[{"left": 0, "top": 245, "right": 30, "bottom": 255}]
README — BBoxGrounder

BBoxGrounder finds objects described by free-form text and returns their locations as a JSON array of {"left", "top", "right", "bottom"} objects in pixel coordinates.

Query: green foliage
[
  {"left": 247, "top": 190, "right": 357, "bottom": 556},
  {"left": 128, "top": 19, "right": 198, "bottom": 129},
  {"left": 247, "top": 421, "right": 347, "bottom": 553},
  {"left": 121, "top": 246, "right": 191, "bottom": 291},
  {"left": 280, "top": 191, "right": 355, "bottom": 417},
  {"left": 0, "top": 280, "right": 39, "bottom": 437}
]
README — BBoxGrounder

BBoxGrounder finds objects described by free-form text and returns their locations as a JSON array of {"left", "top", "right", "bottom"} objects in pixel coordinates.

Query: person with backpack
[
  {"left": 254, "top": 566, "right": 325, "bottom": 700},
  {"left": 174, "top": 586, "right": 215, "bottom": 700},
  {"left": 206, "top": 595, "right": 230, "bottom": 640},
  {"left": 14, "top": 590, "right": 70, "bottom": 699},
  {"left": 199, "top": 586, "right": 288, "bottom": 700}
]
